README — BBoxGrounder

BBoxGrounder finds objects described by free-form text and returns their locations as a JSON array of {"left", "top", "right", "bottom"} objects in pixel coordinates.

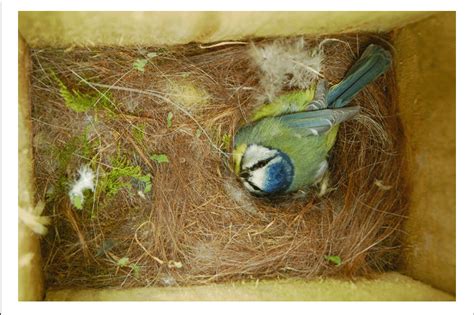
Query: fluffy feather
[{"left": 249, "top": 37, "right": 323, "bottom": 102}]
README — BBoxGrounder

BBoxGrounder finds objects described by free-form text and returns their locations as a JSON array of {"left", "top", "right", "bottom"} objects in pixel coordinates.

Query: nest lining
[{"left": 30, "top": 34, "right": 408, "bottom": 289}]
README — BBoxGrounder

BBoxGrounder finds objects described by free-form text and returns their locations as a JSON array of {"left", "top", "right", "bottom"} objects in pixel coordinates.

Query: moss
[
  {"left": 221, "top": 133, "right": 232, "bottom": 150},
  {"left": 98, "top": 154, "right": 152, "bottom": 197},
  {"left": 166, "top": 80, "right": 210, "bottom": 110},
  {"left": 48, "top": 127, "right": 99, "bottom": 205},
  {"left": 131, "top": 123, "right": 146, "bottom": 145},
  {"left": 51, "top": 71, "right": 116, "bottom": 113}
]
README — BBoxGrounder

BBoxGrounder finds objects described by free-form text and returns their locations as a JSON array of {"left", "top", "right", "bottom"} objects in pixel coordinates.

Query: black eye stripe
[
  {"left": 245, "top": 179, "right": 263, "bottom": 192},
  {"left": 245, "top": 156, "right": 276, "bottom": 172}
]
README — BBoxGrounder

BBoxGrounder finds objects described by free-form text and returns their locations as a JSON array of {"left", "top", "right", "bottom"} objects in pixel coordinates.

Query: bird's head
[{"left": 233, "top": 144, "right": 294, "bottom": 196}]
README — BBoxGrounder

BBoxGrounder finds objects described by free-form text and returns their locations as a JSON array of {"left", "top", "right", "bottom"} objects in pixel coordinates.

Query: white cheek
[
  {"left": 242, "top": 145, "right": 277, "bottom": 169},
  {"left": 249, "top": 167, "right": 266, "bottom": 189},
  {"left": 247, "top": 157, "right": 283, "bottom": 191}
]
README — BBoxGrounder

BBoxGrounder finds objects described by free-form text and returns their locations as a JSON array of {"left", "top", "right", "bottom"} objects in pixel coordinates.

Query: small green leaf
[
  {"left": 222, "top": 133, "right": 231, "bottom": 148},
  {"left": 325, "top": 255, "right": 342, "bottom": 266},
  {"left": 195, "top": 129, "right": 202, "bottom": 138},
  {"left": 150, "top": 154, "right": 169, "bottom": 164},
  {"left": 130, "top": 263, "right": 141, "bottom": 277},
  {"left": 133, "top": 58, "right": 148, "bottom": 72},
  {"left": 167, "top": 112, "right": 173, "bottom": 128},
  {"left": 141, "top": 173, "right": 152, "bottom": 193},
  {"left": 147, "top": 52, "right": 158, "bottom": 58},
  {"left": 117, "top": 257, "right": 130, "bottom": 267},
  {"left": 71, "top": 195, "right": 83, "bottom": 210},
  {"left": 132, "top": 123, "right": 146, "bottom": 144},
  {"left": 144, "top": 182, "right": 152, "bottom": 194}
]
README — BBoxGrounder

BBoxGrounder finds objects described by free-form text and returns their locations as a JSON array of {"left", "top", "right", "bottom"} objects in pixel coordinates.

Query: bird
[{"left": 232, "top": 44, "right": 392, "bottom": 196}]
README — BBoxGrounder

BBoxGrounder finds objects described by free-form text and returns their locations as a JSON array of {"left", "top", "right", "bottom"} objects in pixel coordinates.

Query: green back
[{"left": 251, "top": 87, "right": 315, "bottom": 121}]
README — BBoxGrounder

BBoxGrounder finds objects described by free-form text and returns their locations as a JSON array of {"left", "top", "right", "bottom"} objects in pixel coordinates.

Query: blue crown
[{"left": 260, "top": 151, "right": 294, "bottom": 195}]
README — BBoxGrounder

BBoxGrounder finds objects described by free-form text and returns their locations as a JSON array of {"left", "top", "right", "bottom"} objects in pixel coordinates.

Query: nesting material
[
  {"left": 249, "top": 37, "right": 323, "bottom": 102},
  {"left": 30, "top": 34, "right": 407, "bottom": 289},
  {"left": 68, "top": 165, "right": 95, "bottom": 209}
]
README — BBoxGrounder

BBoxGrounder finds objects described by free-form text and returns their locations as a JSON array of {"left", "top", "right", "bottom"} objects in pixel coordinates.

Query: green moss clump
[
  {"left": 51, "top": 71, "right": 115, "bottom": 113},
  {"left": 99, "top": 155, "right": 152, "bottom": 197},
  {"left": 133, "top": 58, "right": 148, "bottom": 72},
  {"left": 47, "top": 128, "right": 98, "bottom": 205},
  {"left": 131, "top": 123, "right": 146, "bottom": 145},
  {"left": 166, "top": 80, "right": 210, "bottom": 110}
]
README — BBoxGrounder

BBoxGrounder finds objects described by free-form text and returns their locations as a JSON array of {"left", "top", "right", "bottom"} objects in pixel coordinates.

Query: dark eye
[{"left": 245, "top": 156, "right": 275, "bottom": 172}]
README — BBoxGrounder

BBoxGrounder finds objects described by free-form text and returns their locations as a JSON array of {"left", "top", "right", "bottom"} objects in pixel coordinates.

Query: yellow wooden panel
[
  {"left": 18, "top": 35, "right": 45, "bottom": 301},
  {"left": 45, "top": 272, "right": 453, "bottom": 301},
  {"left": 19, "top": 11, "right": 432, "bottom": 47},
  {"left": 394, "top": 12, "right": 456, "bottom": 295}
]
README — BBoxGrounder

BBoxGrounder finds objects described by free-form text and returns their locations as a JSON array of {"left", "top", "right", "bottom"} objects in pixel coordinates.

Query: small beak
[{"left": 239, "top": 171, "right": 250, "bottom": 180}]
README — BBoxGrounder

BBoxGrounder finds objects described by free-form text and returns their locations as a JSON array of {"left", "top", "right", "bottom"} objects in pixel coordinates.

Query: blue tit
[{"left": 232, "top": 44, "right": 392, "bottom": 196}]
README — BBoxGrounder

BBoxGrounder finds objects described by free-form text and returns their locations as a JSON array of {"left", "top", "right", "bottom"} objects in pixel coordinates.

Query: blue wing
[
  {"left": 327, "top": 44, "right": 392, "bottom": 109},
  {"left": 278, "top": 106, "right": 360, "bottom": 136}
]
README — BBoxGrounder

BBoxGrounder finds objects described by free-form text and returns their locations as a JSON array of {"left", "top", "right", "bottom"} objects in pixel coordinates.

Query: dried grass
[{"left": 30, "top": 33, "right": 408, "bottom": 289}]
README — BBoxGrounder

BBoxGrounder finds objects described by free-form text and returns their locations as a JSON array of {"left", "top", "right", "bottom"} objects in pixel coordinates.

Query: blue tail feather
[{"left": 326, "top": 44, "right": 392, "bottom": 109}]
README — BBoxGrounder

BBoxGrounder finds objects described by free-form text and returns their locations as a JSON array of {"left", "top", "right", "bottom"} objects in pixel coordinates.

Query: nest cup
[{"left": 30, "top": 34, "right": 407, "bottom": 289}]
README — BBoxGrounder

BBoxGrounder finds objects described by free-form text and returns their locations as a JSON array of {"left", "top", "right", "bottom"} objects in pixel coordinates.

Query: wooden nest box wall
[{"left": 18, "top": 11, "right": 455, "bottom": 301}]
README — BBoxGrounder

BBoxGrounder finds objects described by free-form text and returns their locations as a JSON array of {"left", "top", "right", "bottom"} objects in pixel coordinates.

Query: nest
[{"left": 30, "top": 33, "right": 408, "bottom": 289}]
